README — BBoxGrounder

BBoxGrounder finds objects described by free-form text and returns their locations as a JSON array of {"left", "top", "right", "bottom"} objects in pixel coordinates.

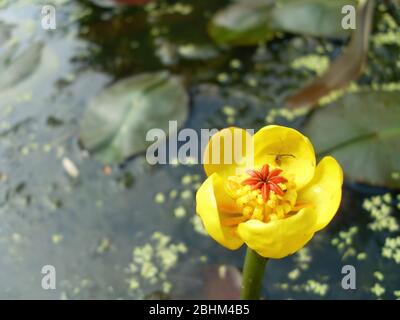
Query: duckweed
[
  {"left": 126, "top": 232, "right": 187, "bottom": 295},
  {"left": 382, "top": 236, "right": 400, "bottom": 264},
  {"left": 331, "top": 226, "right": 358, "bottom": 259},
  {"left": 291, "top": 55, "right": 329, "bottom": 75},
  {"left": 191, "top": 215, "right": 207, "bottom": 236},
  {"left": 363, "top": 194, "right": 399, "bottom": 232},
  {"left": 371, "top": 283, "right": 385, "bottom": 297},
  {"left": 174, "top": 206, "right": 187, "bottom": 218}
]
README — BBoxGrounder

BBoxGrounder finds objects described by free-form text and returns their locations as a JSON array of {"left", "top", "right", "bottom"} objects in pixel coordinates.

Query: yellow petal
[
  {"left": 203, "top": 127, "right": 253, "bottom": 179},
  {"left": 212, "top": 172, "right": 241, "bottom": 214},
  {"left": 252, "top": 125, "right": 316, "bottom": 189},
  {"left": 196, "top": 173, "right": 244, "bottom": 250},
  {"left": 237, "top": 207, "right": 317, "bottom": 259},
  {"left": 298, "top": 156, "right": 343, "bottom": 232}
]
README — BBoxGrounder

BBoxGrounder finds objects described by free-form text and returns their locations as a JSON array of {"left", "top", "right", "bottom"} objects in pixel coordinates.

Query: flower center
[
  {"left": 225, "top": 164, "right": 297, "bottom": 223},
  {"left": 242, "top": 165, "right": 288, "bottom": 202}
]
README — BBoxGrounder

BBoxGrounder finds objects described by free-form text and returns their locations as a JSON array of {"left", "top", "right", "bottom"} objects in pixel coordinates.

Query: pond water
[{"left": 0, "top": 0, "right": 399, "bottom": 299}]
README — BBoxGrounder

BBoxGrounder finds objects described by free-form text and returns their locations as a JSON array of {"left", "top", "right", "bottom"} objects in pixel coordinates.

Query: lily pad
[
  {"left": 0, "top": 42, "right": 43, "bottom": 90},
  {"left": 304, "top": 91, "right": 400, "bottom": 188},
  {"left": 271, "top": 0, "right": 357, "bottom": 38},
  {"left": 208, "top": 0, "right": 275, "bottom": 46},
  {"left": 80, "top": 71, "right": 189, "bottom": 164},
  {"left": 208, "top": 0, "right": 356, "bottom": 46}
]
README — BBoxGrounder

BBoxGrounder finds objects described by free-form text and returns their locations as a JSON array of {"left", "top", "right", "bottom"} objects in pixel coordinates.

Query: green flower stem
[{"left": 240, "top": 247, "right": 268, "bottom": 300}]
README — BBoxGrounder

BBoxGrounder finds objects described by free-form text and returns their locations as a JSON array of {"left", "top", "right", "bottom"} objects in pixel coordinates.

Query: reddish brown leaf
[{"left": 287, "top": 0, "right": 375, "bottom": 109}]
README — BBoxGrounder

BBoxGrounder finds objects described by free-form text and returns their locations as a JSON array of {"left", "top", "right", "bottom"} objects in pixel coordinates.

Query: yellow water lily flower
[{"left": 196, "top": 125, "right": 343, "bottom": 259}]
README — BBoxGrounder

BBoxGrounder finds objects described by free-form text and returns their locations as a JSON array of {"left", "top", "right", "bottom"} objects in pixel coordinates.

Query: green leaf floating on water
[
  {"left": 0, "top": 42, "right": 43, "bottom": 91},
  {"left": 304, "top": 91, "right": 400, "bottom": 189},
  {"left": 208, "top": 0, "right": 356, "bottom": 46},
  {"left": 270, "top": 0, "right": 357, "bottom": 38},
  {"left": 80, "top": 71, "right": 189, "bottom": 164},
  {"left": 208, "top": 0, "right": 275, "bottom": 46}
]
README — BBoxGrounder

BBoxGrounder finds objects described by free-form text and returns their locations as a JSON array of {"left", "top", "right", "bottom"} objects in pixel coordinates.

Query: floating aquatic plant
[{"left": 196, "top": 125, "right": 343, "bottom": 299}]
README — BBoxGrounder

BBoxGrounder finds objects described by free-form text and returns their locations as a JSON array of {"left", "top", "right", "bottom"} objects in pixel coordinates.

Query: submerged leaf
[
  {"left": 202, "top": 265, "right": 241, "bottom": 300},
  {"left": 0, "top": 42, "right": 43, "bottom": 91},
  {"left": 80, "top": 71, "right": 189, "bottom": 164},
  {"left": 0, "top": 21, "right": 11, "bottom": 43},
  {"left": 304, "top": 91, "right": 400, "bottom": 188}
]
